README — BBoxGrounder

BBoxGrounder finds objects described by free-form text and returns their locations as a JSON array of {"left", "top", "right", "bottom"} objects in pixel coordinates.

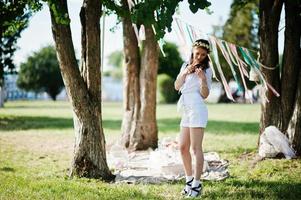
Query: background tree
[
  {"left": 17, "top": 45, "right": 64, "bottom": 100},
  {"left": 0, "top": 0, "right": 42, "bottom": 106},
  {"left": 212, "top": 0, "right": 259, "bottom": 102},
  {"left": 105, "top": 50, "right": 123, "bottom": 79},
  {"left": 107, "top": 50, "right": 123, "bottom": 69},
  {"left": 223, "top": 0, "right": 259, "bottom": 50},
  {"left": 157, "top": 42, "right": 183, "bottom": 103},
  {"left": 158, "top": 42, "right": 183, "bottom": 80},
  {"left": 259, "top": 0, "right": 301, "bottom": 155},
  {"left": 157, "top": 74, "right": 178, "bottom": 103},
  {"left": 223, "top": 0, "right": 259, "bottom": 87},
  {"left": 47, "top": 0, "right": 114, "bottom": 180}
]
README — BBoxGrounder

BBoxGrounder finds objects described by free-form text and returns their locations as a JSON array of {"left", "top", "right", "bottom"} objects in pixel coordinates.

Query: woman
[{"left": 174, "top": 39, "right": 212, "bottom": 198}]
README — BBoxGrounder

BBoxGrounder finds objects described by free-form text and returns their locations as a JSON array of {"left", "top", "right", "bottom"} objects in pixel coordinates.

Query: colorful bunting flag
[{"left": 209, "top": 36, "right": 235, "bottom": 101}]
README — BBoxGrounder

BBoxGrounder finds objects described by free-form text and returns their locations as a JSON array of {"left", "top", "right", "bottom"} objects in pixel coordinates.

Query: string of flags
[
  {"left": 172, "top": 17, "right": 280, "bottom": 103},
  {"left": 125, "top": 0, "right": 279, "bottom": 103}
]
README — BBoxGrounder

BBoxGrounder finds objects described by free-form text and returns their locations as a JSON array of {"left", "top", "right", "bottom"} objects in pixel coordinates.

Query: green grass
[{"left": 1, "top": 101, "right": 301, "bottom": 200}]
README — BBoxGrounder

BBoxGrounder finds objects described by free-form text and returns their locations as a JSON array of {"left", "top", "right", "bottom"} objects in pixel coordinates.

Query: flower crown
[{"left": 192, "top": 41, "right": 210, "bottom": 51}]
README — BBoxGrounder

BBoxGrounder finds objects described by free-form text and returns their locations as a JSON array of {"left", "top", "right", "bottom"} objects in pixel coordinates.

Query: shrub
[{"left": 157, "top": 74, "right": 179, "bottom": 103}]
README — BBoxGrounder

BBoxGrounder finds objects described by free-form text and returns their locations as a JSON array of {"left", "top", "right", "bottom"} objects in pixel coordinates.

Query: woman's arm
[
  {"left": 174, "top": 71, "right": 188, "bottom": 91},
  {"left": 175, "top": 63, "right": 199, "bottom": 91},
  {"left": 195, "top": 68, "right": 210, "bottom": 99},
  {"left": 200, "top": 79, "right": 209, "bottom": 99},
  {"left": 174, "top": 64, "right": 195, "bottom": 91}
]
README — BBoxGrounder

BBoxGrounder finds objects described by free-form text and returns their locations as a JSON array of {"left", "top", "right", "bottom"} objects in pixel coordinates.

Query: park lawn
[{"left": 0, "top": 101, "right": 301, "bottom": 200}]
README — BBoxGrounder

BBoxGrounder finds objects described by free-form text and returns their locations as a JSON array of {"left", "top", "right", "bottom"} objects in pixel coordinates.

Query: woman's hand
[
  {"left": 183, "top": 60, "right": 200, "bottom": 75},
  {"left": 195, "top": 68, "right": 206, "bottom": 81},
  {"left": 183, "top": 64, "right": 196, "bottom": 75}
]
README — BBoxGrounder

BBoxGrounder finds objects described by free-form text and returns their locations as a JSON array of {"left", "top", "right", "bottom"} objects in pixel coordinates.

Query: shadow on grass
[
  {"left": 203, "top": 178, "right": 301, "bottom": 199},
  {"left": 0, "top": 116, "right": 73, "bottom": 131},
  {"left": 158, "top": 118, "right": 259, "bottom": 134},
  {"left": 0, "top": 167, "right": 15, "bottom": 172},
  {"left": 0, "top": 115, "right": 258, "bottom": 134},
  {"left": 1, "top": 176, "right": 166, "bottom": 200},
  {"left": 0, "top": 115, "right": 121, "bottom": 131},
  {"left": 4, "top": 105, "right": 70, "bottom": 109}
]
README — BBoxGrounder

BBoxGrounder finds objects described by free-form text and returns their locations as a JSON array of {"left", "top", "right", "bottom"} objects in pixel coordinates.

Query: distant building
[
  {"left": 3, "top": 74, "right": 68, "bottom": 101},
  {"left": 4, "top": 74, "right": 37, "bottom": 100},
  {"left": 3, "top": 74, "right": 123, "bottom": 102}
]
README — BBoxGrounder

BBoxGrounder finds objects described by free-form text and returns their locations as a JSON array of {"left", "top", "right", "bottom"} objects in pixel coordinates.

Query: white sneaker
[
  {"left": 181, "top": 178, "right": 194, "bottom": 195},
  {"left": 186, "top": 183, "right": 202, "bottom": 198}
]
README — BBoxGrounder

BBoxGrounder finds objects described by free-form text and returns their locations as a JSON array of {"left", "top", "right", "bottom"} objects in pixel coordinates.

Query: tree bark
[
  {"left": 121, "top": 2, "right": 158, "bottom": 150},
  {"left": 121, "top": 8, "right": 141, "bottom": 150},
  {"left": 259, "top": 0, "right": 283, "bottom": 133},
  {"left": 139, "top": 25, "right": 159, "bottom": 149},
  {"left": 280, "top": 0, "right": 301, "bottom": 132},
  {"left": 49, "top": 0, "right": 114, "bottom": 180},
  {"left": 287, "top": 65, "right": 301, "bottom": 155},
  {"left": 284, "top": 0, "right": 301, "bottom": 155},
  {"left": 259, "top": 0, "right": 301, "bottom": 155}
]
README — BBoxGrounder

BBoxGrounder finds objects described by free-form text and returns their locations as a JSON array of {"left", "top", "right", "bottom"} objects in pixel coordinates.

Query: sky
[{"left": 14, "top": 0, "right": 285, "bottom": 71}]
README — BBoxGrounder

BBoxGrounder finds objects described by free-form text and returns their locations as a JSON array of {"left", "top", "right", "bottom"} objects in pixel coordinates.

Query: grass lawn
[{"left": 0, "top": 101, "right": 301, "bottom": 199}]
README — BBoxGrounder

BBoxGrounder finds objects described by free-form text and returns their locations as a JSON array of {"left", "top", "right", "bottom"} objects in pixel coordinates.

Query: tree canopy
[
  {"left": 104, "top": 0, "right": 211, "bottom": 40},
  {"left": 17, "top": 45, "right": 64, "bottom": 100},
  {"left": 158, "top": 41, "right": 183, "bottom": 80},
  {"left": 0, "top": 0, "right": 42, "bottom": 86},
  {"left": 211, "top": 0, "right": 259, "bottom": 94},
  {"left": 223, "top": 0, "right": 259, "bottom": 50}
]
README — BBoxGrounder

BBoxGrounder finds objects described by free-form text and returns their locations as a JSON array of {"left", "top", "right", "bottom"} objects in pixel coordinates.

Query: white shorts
[{"left": 180, "top": 104, "right": 208, "bottom": 128}]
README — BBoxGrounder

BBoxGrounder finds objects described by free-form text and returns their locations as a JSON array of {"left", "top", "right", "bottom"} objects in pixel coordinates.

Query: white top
[
  {"left": 177, "top": 62, "right": 213, "bottom": 111},
  {"left": 178, "top": 62, "right": 213, "bottom": 94}
]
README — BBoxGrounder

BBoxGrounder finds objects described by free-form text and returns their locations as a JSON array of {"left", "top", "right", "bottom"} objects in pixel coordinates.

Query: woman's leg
[
  {"left": 179, "top": 127, "right": 192, "bottom": 176},
  {"left": 190, "top": 127, "right": 204, "bottom": 181}
]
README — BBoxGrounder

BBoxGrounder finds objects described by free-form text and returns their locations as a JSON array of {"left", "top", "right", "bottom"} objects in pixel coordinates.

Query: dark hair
[{"left": 189, "top": 39, "right": 210, "bottom": 71}]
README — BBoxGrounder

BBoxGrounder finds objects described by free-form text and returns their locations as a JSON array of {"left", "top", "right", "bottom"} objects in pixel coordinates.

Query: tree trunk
[
  {"left": 121, "top": 2, "right": 158, "bottom": 150},
  {"left": 49, "top": 0, "right": 114, "bottom": 180},
  {"left": 259, "top": 0, "right": 301, "bottom": 155},
  {"left": 121, "top": 8, "right": 141, "bottom": 150},
  {"left": 138, "top": 25, "right": 159, "bottom": 149},
  {"left": 259, "top": 0, "right": 283, "bottom": 133},
  {"left": 280, "top": 0, "right": 301, "bottom": 132},
  {"left": 287, "top": 65, "right": 301, "bottom": 155},
  {"left": 284, "top": 0, "right": 301, "bottom": 155}
]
